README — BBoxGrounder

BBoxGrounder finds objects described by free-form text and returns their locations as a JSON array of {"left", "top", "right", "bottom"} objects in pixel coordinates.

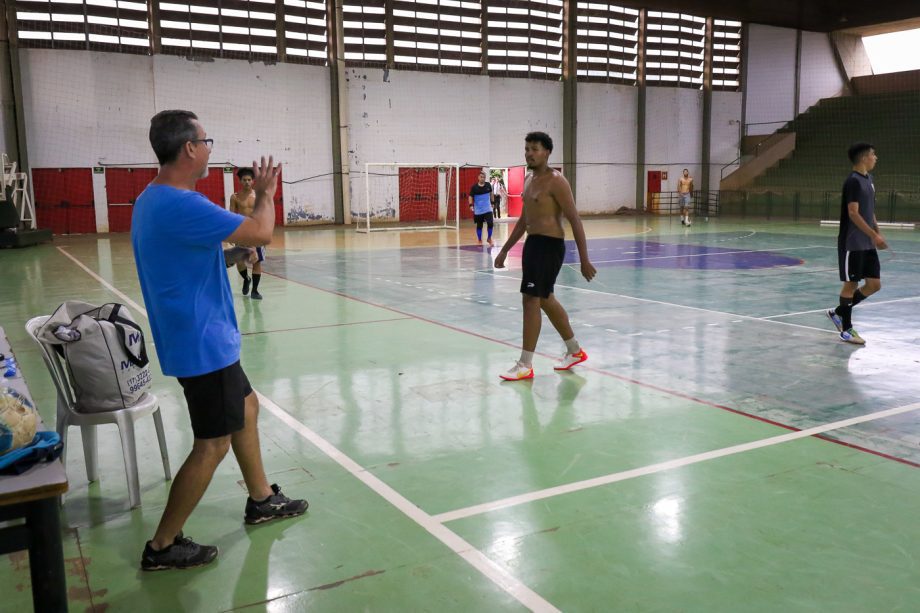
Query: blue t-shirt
[
  {"left": 131, "top": 184, "right": 245, "bottom": 378},
  {"left": 470, "top": 183, "right": 493, "bottom": 215}
]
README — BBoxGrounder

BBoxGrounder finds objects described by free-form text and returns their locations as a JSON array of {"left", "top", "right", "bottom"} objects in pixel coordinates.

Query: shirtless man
[
  {"left": 229, "top": 168, "right": 265, "bottom": 299},
  {"left": 493, "top": 132, "right": 596, "bottom": 380},
  {"left": 677, "top": 168, "right": 693, "bottom": 226}
]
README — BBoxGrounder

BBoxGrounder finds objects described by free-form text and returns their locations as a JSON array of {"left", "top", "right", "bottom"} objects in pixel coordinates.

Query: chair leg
[
  {"left": 57, "top": 411, "right": 69, "bottom": 507},
  {"left": 56, "top": 413, "right": 68, "bottom": 471},
  {"left": 152, "top": 408, "right": 172, "bottom": 481},
  {"left": 115, "top": 416, "right": 142, "bottom": 509},
  {"left": 81, "top": 425, "right": 99, "bottom": 483}
]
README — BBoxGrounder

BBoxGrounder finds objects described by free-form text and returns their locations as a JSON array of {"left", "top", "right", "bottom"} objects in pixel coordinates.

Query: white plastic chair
[{"left": 25, "top": 316, "right": 171, "bottom": 508}]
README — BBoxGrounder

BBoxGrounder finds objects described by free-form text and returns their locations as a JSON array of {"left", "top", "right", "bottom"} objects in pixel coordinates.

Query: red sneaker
[{"left": 554, "top": 349, "right": 588, "bottom": 371}]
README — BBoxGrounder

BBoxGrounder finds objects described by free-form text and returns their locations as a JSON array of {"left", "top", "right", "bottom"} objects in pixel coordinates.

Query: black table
[{"left": 0, "top": 326, "right": 69, "bottom": 612}]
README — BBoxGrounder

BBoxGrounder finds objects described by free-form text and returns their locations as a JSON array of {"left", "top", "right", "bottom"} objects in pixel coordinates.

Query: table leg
[{"left": 28, "top": 496, "right": 68, "bottom": 612}]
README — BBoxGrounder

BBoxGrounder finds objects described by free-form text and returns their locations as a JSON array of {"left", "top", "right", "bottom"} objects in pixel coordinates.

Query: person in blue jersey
[
  {"left": 469, "top": 169, "right": 494, "bottom": 246},
  {"left": 131, "top": 110, "right": 307, "bottom": 571},
  {"left": 826, "top": 142, "right": 887, "bottom": 345}
]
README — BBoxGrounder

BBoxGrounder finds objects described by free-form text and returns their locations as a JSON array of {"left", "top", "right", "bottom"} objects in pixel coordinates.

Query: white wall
[
  {"left": 745, "top": 24, "right": 798, "bottom": 134},
  {"left": 645, "top": 86, "right": 703, "bottom": 202},
  {"left": 746, "top": 25, "right": 847, "bottom": 134},
  {"left": 487, "top": 76, "right": 564, "bottom": 169},
  {"left": 710, "top": 91, "right": 744, "bottom": 189},
  {"left": 346, "top": 68, "right": 487, "bottom": 219},
  {"left": 14, "top": 49, "right": 747, "bottom": 224},
  {"left": 21, "top": 50, "right": 156, "bottom": 167},
  {"left": 346, "top": 68, "right": 564, "bottom": 218},
  {"left": 576, "top": 82, "right": 637, "bottom": 211},
  {"left": 20, "top": 49, "right": 334, "bottom": 223},
  {"left": 799, "top": 31, "right": 847, "bottom": 113}
]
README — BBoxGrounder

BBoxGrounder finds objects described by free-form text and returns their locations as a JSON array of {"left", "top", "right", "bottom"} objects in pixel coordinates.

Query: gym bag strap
[{"left": 107, "top": 305, "right": 150, "bottom": 368}]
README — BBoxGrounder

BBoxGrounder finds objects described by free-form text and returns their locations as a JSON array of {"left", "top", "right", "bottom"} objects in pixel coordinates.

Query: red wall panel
[
  {"left": 196, "top": 171, "right": 225, "bottom": 207},
  {"left": 32, "top": 168, "right": 96, "bottom": 234},
  {"left": 106, "top": 168, "right": 157, "bottom": 232},
  {"left": 507, "top": 166, "right": 525, "bottom": 218},
  {"left": 459, "top": 167, "right": 481, "bottom": 220},
  {"left": 106, "top": 167, "right": 225, "bottom": 232}
]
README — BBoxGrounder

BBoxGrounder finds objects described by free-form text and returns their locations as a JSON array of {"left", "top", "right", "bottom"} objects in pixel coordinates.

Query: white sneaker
[
  {"left": 500, "top": 361, "right": 534, "bottom": 381},
  {"left": 554, "top": 350, "right": 588, "bottom": 371},
  {"left": 686, "top": 219, "right": 692, "bottom": 226}
]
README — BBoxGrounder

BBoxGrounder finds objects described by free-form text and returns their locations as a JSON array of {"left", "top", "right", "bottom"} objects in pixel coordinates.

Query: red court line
[
  {"left": 241, "top": 317, "right": 411, "bottom": 336},
  {"left": 264, "top": 271, "right": 920, "bottom": 470}
]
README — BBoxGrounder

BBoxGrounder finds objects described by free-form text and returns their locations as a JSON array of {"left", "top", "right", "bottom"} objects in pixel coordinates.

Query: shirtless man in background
[
  {"left": 677, "top": 168, "right": 694, "bottom": 226},
  {"left": 229, "top": 168, "right": 265, "bottom": 299},
  {"left": 493, "top": 132, "right": 596, "bottom": 380}
]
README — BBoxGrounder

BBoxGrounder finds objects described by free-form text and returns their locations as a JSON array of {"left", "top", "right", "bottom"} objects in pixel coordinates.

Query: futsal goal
[{"left": 358, "top": 163, "right": 460, "bottom": 232}]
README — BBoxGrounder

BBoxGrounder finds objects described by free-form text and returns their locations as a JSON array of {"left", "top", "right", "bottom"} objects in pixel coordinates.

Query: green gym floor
[{"left": 3, "top": 217, "right": 920, "bottom": 612}]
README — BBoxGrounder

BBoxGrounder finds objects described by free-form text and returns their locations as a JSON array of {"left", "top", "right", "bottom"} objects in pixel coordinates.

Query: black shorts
[
  {"left": 839, "top": 248, "right": 880, "bottom": 282},
  {"left": 520, "top": 234, "right": 566, "bottom": 298},
  {"left": 474, "top": 213, "right": 494, "bottom": 225},
  {"left": 177, "top": 361, "right": 253, "bottom": 439}
]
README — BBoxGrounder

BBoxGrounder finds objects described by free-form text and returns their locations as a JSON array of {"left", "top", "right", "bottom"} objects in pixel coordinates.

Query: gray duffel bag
[{"left": 38, "top": 301, "right": 152, "bottom": 412}]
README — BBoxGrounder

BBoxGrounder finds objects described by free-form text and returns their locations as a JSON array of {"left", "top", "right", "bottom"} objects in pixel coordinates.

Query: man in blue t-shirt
[
  {"left": 826, "top": 142, "right": 887, "bottom": 345},
  {"left": 469, "top": 170, "right": 494, "bottom": 246},
  {"left": 132, "top": 110, "right": 307, "bottom": 571}
]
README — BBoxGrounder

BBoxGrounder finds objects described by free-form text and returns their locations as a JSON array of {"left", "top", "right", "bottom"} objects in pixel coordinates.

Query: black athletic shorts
[
  {"left": 521, "top": 234, "right": 566, "bottom": 298},
  {"left": 838, "top": 248, "right": 880, "bottom": 282},
  {"left": 177, "top": 361, "right": 253, "bottom": 439},
  {"left": 474, "top": 212, "right": 494, "bottom": 225}
]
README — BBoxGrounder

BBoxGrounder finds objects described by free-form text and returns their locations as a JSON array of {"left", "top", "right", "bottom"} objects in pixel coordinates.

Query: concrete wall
[
  {"left": 19, "top": 49, "right": 335, "bottom": 223},
  {"left": 799, "top": 31, "right": 847, "bottom": 114},
  {"left": 576, "top": 82, "right": 638, "bottom": 211},
  {"left": 11, "top": 48, "right": 751, "bottom": 226},
  {"left": 710, "top": 91, "right": 744, "bottom": 189},
  {"left": 745, "top": 25, "right": 798, "bottom": 134},
  {"left": 346, "top": 68, "right": 564, "bottom": 218},
  {"left": 646, "top": 87, "right": 703, "bottom": 195},
  {"left": 746, "top": 24, "right": 847, "bottom": 135}
]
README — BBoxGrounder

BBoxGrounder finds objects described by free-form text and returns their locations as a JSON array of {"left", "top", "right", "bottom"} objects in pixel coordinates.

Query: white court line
[
  {"left": 58, "top": 246, "right": 559, "bottom": 613},
  {"left": 58, "top": 247, "right": 149, "bottom": 317},
  {"left": 587, "top": 244, "right": 826, "bottom": 265},
  {"left": 711, "top": 230, "right": 757, "bottom": 242},
  {"left": 433, "top": 401, "right": 920, "bottom": 524},
  {"left": 480, "top": 270, "right": 835, "bottom": 336},
  {"left": 259, "top": 393, "right": 559, "bottom": 612},
  {"left": 759, "top": 295, "right": 920, "bottom": 319}
]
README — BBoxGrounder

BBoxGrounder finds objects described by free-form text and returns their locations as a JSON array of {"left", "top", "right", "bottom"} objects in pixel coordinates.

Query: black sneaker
[
  {"left": 140, "top": 533, "right": 218, "bottom": 571},
  {"left": 244, "top": 484, "right": 308, "bottom": 525},
  {"left": 242, "top": 277, "right": 251, "bottom": 296},
  {"left": 250, "top": 290, "right": 263, "bottom": 300}
]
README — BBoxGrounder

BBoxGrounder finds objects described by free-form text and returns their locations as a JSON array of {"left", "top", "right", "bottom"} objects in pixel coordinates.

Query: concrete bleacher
[{"left": 753, "top": 91, "right": 920, "bottom": 193}]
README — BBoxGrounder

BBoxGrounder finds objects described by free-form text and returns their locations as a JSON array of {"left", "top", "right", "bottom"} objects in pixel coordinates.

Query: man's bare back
[{"left": 522, "top": 169, "right": 567, "bottom": 239}]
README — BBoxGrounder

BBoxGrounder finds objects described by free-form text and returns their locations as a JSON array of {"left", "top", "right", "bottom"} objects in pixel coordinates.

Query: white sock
[
  {"left": 564, "top": 337, "right": 580, "bottom": 354},
  {"left": 519, "top": 351, "right": 534, "bottom": 367}
]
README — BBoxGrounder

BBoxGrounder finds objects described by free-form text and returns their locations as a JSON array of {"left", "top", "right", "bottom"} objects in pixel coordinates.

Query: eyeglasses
[{"left": 190, "top": 138, "right": 214, "bottom": 151}]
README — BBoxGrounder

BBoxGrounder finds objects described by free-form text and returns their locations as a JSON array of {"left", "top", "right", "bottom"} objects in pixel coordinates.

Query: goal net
[{"left": 359, "top": 163, "right": 460, "bottom": 232}]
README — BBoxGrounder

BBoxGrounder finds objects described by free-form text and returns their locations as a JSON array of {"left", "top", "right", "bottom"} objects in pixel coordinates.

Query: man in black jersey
[{"left": 826, "top": 143, "right": 887, "bottom": 345}]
